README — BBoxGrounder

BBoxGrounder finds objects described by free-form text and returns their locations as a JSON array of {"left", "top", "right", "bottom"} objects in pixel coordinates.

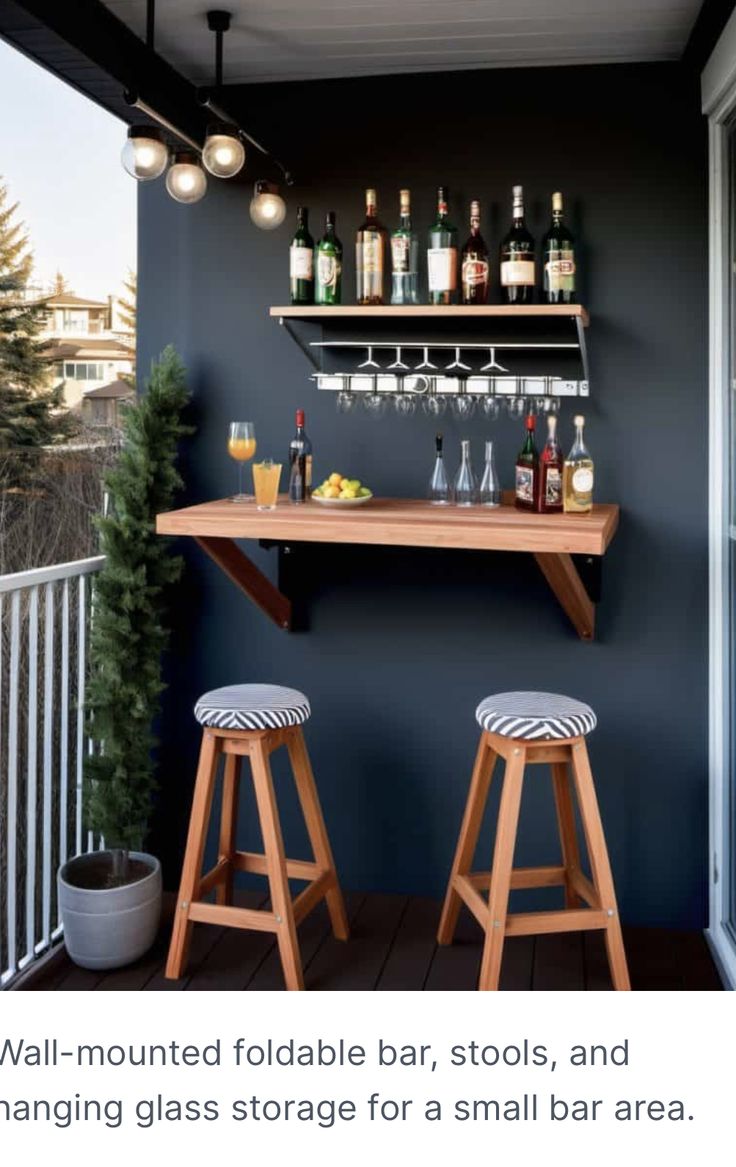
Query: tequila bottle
[
  {"left": 563, "top": 414, "right": 594, "bottom": 513},
  {"left": 428, "top": 432, "right": 451, "bottom": 504},
  {"left": 391, "top": 189, "right": 419, "bottom": 304}
]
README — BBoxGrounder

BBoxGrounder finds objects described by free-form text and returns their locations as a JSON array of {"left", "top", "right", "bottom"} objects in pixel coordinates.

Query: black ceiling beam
[
  {"left": 682, "top": 0, "right": 736, "bottom": 72},
  {"left": 0, "top": 0, "right": 209, "bottom": 143}
]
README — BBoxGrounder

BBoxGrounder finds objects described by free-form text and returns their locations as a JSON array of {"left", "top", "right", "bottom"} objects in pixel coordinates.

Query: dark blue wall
[{"left": 138, "top": 62, "right": 708, "bottom": 929}]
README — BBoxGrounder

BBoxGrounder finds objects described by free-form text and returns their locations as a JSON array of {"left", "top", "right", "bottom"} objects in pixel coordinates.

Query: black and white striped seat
[
  {"left": 194, "top": 684, "right": 310, "bottom": 731},
  {"left": 476, "top": 691, "right": 596, "bottom": 741}
]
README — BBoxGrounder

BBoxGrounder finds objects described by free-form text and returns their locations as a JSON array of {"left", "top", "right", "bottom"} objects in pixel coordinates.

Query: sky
[{"left": 0, "top": 38, "right": 136, "bottom": 302}]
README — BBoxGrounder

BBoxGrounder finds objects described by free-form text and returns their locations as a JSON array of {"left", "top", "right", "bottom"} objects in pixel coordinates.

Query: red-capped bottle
[
  {"left": 288, "top": 409, "right": 313, "bottom": 504},
  {"left": 539, "top": 414, "right": 563, "bottom": 513},
  {"left": 515, "top": 414, "right": 539, "bottom": 511}
]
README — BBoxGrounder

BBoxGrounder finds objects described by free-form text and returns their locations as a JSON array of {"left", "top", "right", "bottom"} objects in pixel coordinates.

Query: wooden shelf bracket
[
  {"left": 533, "top": 552, "right": 597, "bottom": 641},
  {"left": 195, "top": 536, "right": 292, "bottom": 631}
]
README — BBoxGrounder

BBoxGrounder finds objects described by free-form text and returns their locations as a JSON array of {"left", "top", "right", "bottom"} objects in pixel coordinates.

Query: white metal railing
[{"left": 0, "top": 556, "right": 104, "bottom": 987}]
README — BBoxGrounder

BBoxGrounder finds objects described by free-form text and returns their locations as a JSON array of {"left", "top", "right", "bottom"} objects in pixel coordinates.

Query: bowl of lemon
[{"left": 312, "top": 473, "right": 373, "bottom": 508}]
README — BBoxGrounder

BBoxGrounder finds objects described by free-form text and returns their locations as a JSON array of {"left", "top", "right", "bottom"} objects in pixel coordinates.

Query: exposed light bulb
[
  {"left": 121, "top": 125, "right": 168, "bottom": 181},
  {"left": 250, "top": 181, "right": 287, "bottom": 230},
  {"left": 166, "top": 152, "right": 207, "bottom": 204},
  {"left": 202, "top": 123, "right": 246, "bottom": 178}
]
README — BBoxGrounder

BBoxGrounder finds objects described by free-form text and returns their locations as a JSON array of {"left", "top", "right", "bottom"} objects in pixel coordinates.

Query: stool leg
[
  {"left": 569, "top": 740, "right": 631, "bottom": 991},
  {"left": 552, "top": 761, "right": 583, "bottom": 909},
  {"left": 288, "top": 726, "right": 349, "bottom": 941},
  {"left": 216, "top": 753, "right": 241, "bottom": 906},
  {"left": 437, "top": 735, "right": 496, "bottom": 945},
  {"left": 478, "top": 747, "right": 526, "bottom": 991},
  {"left": 250, "top": 739, "right": 304, "bottom": 991},
  {"left": 166, "top": 731, "right": 220, "bottom": 980}
]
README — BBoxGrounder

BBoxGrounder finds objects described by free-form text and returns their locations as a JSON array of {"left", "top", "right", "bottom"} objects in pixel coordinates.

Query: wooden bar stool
[
  {"left": 166, "top": 684, "right": 349, "bottom": 990},
  {"left": 438, "top": 691, "right": 630, "bottom": 991}
]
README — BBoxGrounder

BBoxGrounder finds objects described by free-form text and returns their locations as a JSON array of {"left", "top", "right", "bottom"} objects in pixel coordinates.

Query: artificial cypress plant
[{"left": 85, "top": 346, "right": 193, "bottom": 883}]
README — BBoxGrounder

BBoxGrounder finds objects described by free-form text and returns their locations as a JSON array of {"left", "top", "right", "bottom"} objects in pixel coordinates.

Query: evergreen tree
[
  {"left": 118, "top": 269, "right": 137, "bottom": 333},
  {"left": 50, "top": 269, "right": 72, "bottom": 295},
  {"left": 85, "top": 347, "right": 193, "bottom": 873},
  {"left": 0, "top": 179, "right": 72, "bottom": 449}
]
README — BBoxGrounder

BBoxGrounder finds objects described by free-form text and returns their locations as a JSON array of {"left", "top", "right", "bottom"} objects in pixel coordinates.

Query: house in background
[
  {"left": 40, "top": 291, "right": 135, "bottom": 411},
  {"left": 80, "top": 378, "right": 135, "bottom": 427}
]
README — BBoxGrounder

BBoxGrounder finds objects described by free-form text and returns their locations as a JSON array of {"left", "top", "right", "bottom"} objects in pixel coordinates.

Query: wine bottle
[
  {"left": 515, "top": 414, "right": 539, "bottom": 511},
  {"left": 500, "top": 185, "right": 535, "bottom": 305},
  {"left": 543, "top": 192, "right": 576, "bottom": 304},
  {"left": 391, "top": 189, "right": 419, "bottom": 305},
  {"left": 315, "top": 211, "right": 342, "bottom": 305},
  {"left": 356, "top": 188, "right": 387, "bottom": 305},
  {"left": 288, "top": 408, "right": 313, "bottom": 504},
  {"left": 289, "top": 206, "right": 314, "bottom": 305},
  {"left": 539, "top": 414, "right": 563, "bottom": 513},
  {"left": 427, "top": 186, "right": 458, "bottom": 305},
  {"left": 563, "top": 414, "right": 594, "bottom": 513},
  {"left": 461, "top": 199, "right": 489, "bottom": 305}
]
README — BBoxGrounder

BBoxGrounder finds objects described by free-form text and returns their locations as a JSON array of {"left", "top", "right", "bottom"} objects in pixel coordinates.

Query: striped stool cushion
[
  {"left": 194, "top": 684, "right": 310, "bottom": 731},
  {"left": 476, "top": 691, "right": 596, "bottom": 741}
]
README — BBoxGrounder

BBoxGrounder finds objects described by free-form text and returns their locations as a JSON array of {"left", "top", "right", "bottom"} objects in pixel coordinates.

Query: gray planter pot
[{"left": 58, "top": 851, "right": 162, "bottom": 970}]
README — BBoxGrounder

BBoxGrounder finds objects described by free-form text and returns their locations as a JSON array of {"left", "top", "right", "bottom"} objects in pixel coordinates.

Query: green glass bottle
[
  {"left": 289, "top": 206, "right": 314, "bottom": 305},
  {"left": 315, "top": 211, "right": 342, "bottom": 305},
  {"left": 427, "top": 185, "right": 458, "bottom": 305},
  {"left": 543, "top": 191, "right": 576, "bottom": 304},
  {"left": 515, "top": 414, "right": 540, "bottom": 511}
]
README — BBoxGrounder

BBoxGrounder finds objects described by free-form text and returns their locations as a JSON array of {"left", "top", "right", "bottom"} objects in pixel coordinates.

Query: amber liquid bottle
[
  {"left": 356, "top": 188, "right": 388, "bottom": 305},
  {"left": 515, "top": 414, "right": 539, "bottom": 511},
  {"left": 539, "top": 414, "right": 564, "bottom": 513}
]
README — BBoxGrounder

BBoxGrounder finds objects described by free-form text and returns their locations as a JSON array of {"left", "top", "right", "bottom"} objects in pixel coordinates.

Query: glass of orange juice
[
  {"left": 228, "top": 421, "right": 256, "bottom": 501},
  {"left": 252, "top": 459, "right": 282, "bottom": 510}
]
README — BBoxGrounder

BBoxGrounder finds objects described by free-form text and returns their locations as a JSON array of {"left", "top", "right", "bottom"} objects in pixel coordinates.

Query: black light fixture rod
[
  {"left": 197, "top": 89, "right": 293, "bottom": 184},
  {"left": 206, "top": 10, "right": 231, "bottom": 89},
  {"left": 146, "top": 0, "right": 155, "bottom": 50},
  {"left": 124, "top": 89, "right": 201, "bottom": 152}
]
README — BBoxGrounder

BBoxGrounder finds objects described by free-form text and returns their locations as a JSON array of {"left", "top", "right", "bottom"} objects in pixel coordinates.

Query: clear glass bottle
[
  {"left": 479, "top": 440, "right": 501, "bottom": 507},
  {"left": 356, "top": 188, "right": 388, "bottom": 305},
  {"left": 563, "top": 414, "right": 594, "bottom": 513},
  {"left": 428, "top": 432, "right": 451, "bottom": 505},
  {"left": 453, "top": 439, "right": 478, "bottom": 506},
  {"left": 391, "top": 189, "right": 419, "bottom": 305},
  {"left": 427, "top": 185, "right": 458, "bottom": 305}
]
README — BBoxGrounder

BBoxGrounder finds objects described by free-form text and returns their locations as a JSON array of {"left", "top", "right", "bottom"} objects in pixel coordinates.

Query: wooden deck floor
[{"left": 22, "top": 892, "right": 722, "bottom": 991}]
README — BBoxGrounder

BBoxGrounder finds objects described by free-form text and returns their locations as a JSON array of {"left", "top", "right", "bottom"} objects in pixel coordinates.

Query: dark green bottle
[
  {"left": 289, "top": 206, "right": 314, "bottom": 305},
  {"left": 315, "top": 211, "right": 342, "bottom": 305},
  {"left": 515, "top": 414, "right": 540, "bottom": 511},
  {"left": 427, "top": 185, "right": 458, "bottom": 305},
  {"left": 543, "top": 191, "right": 576, "bottom": 304}
]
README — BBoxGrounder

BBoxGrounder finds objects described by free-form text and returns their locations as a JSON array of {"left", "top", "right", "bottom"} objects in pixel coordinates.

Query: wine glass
[{"left": 228, "top": 421, "right": 256, "bottom": 501}]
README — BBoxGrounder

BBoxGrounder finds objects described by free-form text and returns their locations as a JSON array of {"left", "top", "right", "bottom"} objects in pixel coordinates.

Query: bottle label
[
  {"left": 462, "top": 258, "right": 489, "bottom": 287},
  {"left": 572, "top": 466, "right": 594, "bottom": 494},
  {"left": 359, "top": 237, "right": 382, "bottom": 274},
  {"left": 501, "top": 258, "right": 535, "bottom": 286},
  {"left": 290, "top": 246, "right": 313, "bottom": 280},
  {"left": 546, "top": 249, "right": 576, "bottom": 292},
  {"left": 544, "top": 467, "right": 562, "bottom": 505},
  {"left": 428, "top": 247, "right": 458, "bottom": 292},
  {"left": 318, "top": 252, "right": 340, "bottom": 290},
  {"left": 515, "top": 465, "right": 535, "bottom": 504},
  {"left": 391, "top": 235, "right": 410, "bottom": 273}
]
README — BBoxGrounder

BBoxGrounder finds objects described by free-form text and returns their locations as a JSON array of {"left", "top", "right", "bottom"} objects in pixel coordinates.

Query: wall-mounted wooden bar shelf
[
  {"left": 270, "top": 305, "right": 589, "bottom": 324},
  {"left": 157, "top": 497, "right": 618, "bottom": 640}
]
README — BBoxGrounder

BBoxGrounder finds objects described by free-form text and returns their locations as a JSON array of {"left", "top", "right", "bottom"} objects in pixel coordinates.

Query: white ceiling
[{"left": 103, "top": 0, "right": 703, "bottom": 84}]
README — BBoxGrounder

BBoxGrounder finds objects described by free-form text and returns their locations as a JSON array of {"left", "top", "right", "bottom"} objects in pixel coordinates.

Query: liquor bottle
[
  {"left": 315, "top": 211, "right": 342, "bottom": 305},
  {"left": 500, "top": 185, "right": 535, "bottom": 304},
  {"left": 563, "top": 414, "right": 594, "bottom": 513},
  {"left": 543, "top": 192, "right": 576, "bottom": 304},
  {"left": 428, "top": 432, "right": 451, "bottom": 504},
  {"left": 391, "top": 189, "right": 419, "bottom": 305},
  {"left": 356, "top": 188, "right": 388, "bottom": 305},
  {"left": 289, "top": 206, "right": 314, "bottom": 305},
  {"left": 427, "top": 185, "right": 458, "bottom": 305},
  {"left": 515, "top": 414, "right": 539, "bottom": 511},
  {"left": 461, "top": 199, "right": 489, "bottom": 305},
  {"left": 288, "top": 408, "right": 313, "bottom": 504},
  {"left": 479, "top": 439, "right": 501, "bottom": 506},
  {"left": 453, "top": 439, "right": 478, "bottom": 506},
  {"left": 539, "top": 414, "right": 564, "bottom": 513}
]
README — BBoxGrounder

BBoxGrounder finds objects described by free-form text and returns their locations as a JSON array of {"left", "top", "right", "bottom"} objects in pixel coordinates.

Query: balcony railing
[{"left": 0, "top": 556, "right": 104, "bottom": 987}]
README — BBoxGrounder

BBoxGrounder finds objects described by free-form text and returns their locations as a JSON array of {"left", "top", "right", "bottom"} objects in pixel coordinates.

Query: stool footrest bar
[
  {"left": 233, "top": 850, "right": 323, "bottom": 882},
  {"left": 505, "top": 908, "right": 610, "bottom": 936},
  {"left": 187, "top": 902, "right": 280, "bottom": 932}
]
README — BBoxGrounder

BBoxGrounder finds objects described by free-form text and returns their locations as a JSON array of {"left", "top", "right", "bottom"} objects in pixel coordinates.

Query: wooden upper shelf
[
  {"left": 270, "top": 304, "right": 590, "bottom": 326},
  {"left": 157, "top": 497, "right": 617, "bottom": 557}
]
